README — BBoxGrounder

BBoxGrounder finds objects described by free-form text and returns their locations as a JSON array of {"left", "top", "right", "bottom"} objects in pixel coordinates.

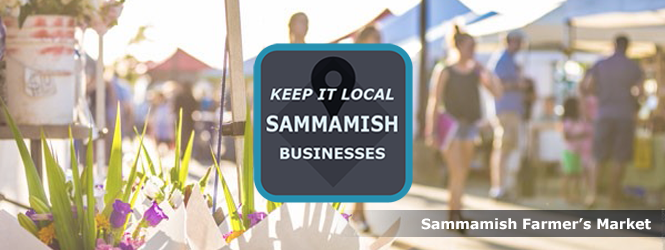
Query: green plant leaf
[
  {"left": 101, "top": 189, "right": 124, "bottom": 217},
  {"left": 130, "top": 168, "right": 148, "bottom": 207},
  {"left": 124, "top": 168, "right": 147, "bottom": 232},
  {"left": 240, "top": 104, "right": 255, "bottom": 228},
  {"left": 158, "top": 153, "right": 165, "bottom": 180},
  {"left": 179, "top": 131, "right": 195, "bottom": 189},
  {"left": 122, "top": 126, "right": 147, "bottom": 203},
  {"left": 172, "top": 109, "right": 183, "bottom": 184},
  {"left": 29, "top": 196, "right": 50, "bottom": 214},
  {"left": 198, "top": 166, "right": 213, "bottom": 192},
  {"left": 17, "top": 213, "right": 38, "bottom": 236},
  {"left": 134, "top": 125, "right": 157, "bottom": 177},
  {"left": 266, "top": 201, "right": 282, "bottom": 214},
  {"left": 84, "top": 129, "right": 96, "bottom": 250},
  {"left": 332, "top": 202, "right": 341, "bottom": 211},
  {"left": 68, "top": 128, "right": 87, "bottom": 249},
  {"left": 140, "top": 143, "right": 157, "bottom": 177},
  {"left": 212, "top": 149, "right": 245, "bottom": 232},
  {"left": 42, "top": 132, "right": 80, "bottom": 250},
  {"left": 105, "top": 104, "right": 124, "bottom": 205},
  {"left": 1, "top": 100, "right": 48, "bottom": 206}
]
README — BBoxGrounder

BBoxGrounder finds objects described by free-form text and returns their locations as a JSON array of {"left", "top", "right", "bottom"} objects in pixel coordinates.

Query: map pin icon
[{"left": 311, "top": 56, "right": 356, "bottom": 116}]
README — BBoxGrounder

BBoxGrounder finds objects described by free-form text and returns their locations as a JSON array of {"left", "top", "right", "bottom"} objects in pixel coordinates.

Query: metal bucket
[{"left": 0, "top": 15, "right": 76, "bottom": 125}]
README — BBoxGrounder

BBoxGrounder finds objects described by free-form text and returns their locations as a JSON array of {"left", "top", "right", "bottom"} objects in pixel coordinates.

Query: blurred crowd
[
  {"left": 75, "top": 11, "right": 662, "bottom": 234},
  {"left": 83, "top": 55, "right": 228, "bottom": 164},
  {"left": 287, "top": 11, "right": 662, "bottom": 232}
]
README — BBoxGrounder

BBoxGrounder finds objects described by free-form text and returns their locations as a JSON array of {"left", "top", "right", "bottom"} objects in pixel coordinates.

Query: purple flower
[
  {"left": 247, "top": 212, "right": 267, "bottom": 227},
  {"left": 143, "top": 202, "right": 169, "bottom": 227},
  {"left": 95, "top": 239, "right": 120, "bottom": 250},
  {"left": 118, "top": 233, "right": 144, "bottom": 250},
  {"left": 110, "top": 200, "right": 132, "bottom": 228},
  {"left": 25, "top": 209, "right": 39, "bottom": 224},
  {"left": 341, "top": 213, "right": 352, "bottom": 221},
  {"left": 27, "top": 209, "right": 53, "bottom": 222}
]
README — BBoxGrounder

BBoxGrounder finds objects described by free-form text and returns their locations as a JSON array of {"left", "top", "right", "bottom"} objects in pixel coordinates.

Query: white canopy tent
[
  {"left": 567, "top": 0, "right": 665, "bottom": 28},
  {"left": 466, "top": 0, "right": 665, "bottom": 57}
]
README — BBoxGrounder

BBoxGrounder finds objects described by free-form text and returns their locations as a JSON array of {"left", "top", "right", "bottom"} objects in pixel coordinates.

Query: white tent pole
[
  {"left": 95, "top": 34, "right": 106, "bottom": 174},
  {"left": 224, "top": 0, "right": 247, "bottom": 200}
]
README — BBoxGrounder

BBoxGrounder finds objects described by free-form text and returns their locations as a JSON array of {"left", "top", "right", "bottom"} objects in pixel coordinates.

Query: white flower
[
  {"left": 93, "top": 184, "right": 106, "bottom": 198},
  {"left": 143, "top": 176, "right": 165, "bottom": 199},
  {"left": 169, "top": 189, "right": 183, "bottom": 208}
]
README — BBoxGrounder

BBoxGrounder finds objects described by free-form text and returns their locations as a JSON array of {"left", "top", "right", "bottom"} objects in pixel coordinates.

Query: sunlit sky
[
  {"left": 83, "top": 0, "right": 567, "bottom": 68},
  {"left": 83, "top": 0, "right": 422, "bottom": 67}
]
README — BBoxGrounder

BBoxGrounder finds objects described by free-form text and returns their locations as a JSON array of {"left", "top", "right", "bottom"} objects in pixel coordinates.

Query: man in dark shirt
[{"left": 581, "top": 35, "right": 643, "bottom": 208}]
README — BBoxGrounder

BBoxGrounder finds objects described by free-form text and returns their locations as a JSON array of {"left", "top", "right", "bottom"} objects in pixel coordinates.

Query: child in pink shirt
[{"left": 561, "top": 97, "right": 592, "bottom": 203}]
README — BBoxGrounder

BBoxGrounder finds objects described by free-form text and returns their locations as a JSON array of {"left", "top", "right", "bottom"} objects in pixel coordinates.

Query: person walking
[
  {"left": 288, "top": 12, "right": 308, "bottom": 44},
  {"left": 488, "top": 30, "right": 525, "bottom": 200},
  {"left": 580, "top": 35, "right": 643, "bottom": 208},
  {"left": 425, "top": 25, "right": 502, "bottom": 233}
]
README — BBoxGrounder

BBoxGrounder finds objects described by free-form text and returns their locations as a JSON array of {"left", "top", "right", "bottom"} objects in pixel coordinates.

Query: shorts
[
  {"left": 593, "top": 117, "right": 635, "bottom": 163},
  {"left": 561, "top": 150, "right": 582, "bottom": 175},
  {"left": 455, "top": 121, "right": 479, "bottom": 141},
  {"left": 496, "top": 112, "right": 521, "bottom": 152}
]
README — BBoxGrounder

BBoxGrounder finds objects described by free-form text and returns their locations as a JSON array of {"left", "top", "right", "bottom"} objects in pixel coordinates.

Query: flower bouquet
[
  {"left": 0, "top": 103, "right": 170, "bottom": 250},
  {"left": 1, "top": 98, "right": 400, "bottom": 249},
  {"left": 180, "top": 104, "right": 400, "bottom": 250}
]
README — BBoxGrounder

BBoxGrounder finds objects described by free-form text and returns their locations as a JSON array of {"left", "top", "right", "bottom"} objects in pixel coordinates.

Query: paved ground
[
  {"left": 187, "top": 158, "right": 660, "bottom": 250},
  {"left": 359, "top": 184, "right": 661, "bottom": 250},
  {"left": 155, "top": 132, "right": 662, "bottom": 250}
]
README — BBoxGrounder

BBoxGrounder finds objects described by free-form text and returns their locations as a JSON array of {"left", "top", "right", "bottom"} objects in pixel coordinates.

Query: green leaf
[
  {"left": 84, "top": 130, "right": 96, "bottom": 250},
  {"left": 134, "top": 112, "right": 155, "bottom": 176},
  {"left": 1, "top": 100, "right": 48, "bottom": 206},
  {"left": 179, "top": 131, "right": 195, "bottom": 189},
  {"left": 172, "top": 109, "right": 183, "bottom": 184},
  {"left": 105, "top": 104, "right": 123, "bottom": 205},
  {"left": 17, "top": 213, "right": 38, "bottom": 236},
  {"left": 332, "top": 202, "right": 341, "bottom": 211},
  {"left": 42, "top": 132, "right": 81, "bottom": 250},
  {"left": 240, "top": 104, "right": 255, "bottom": 228},
  {"left": 101, "top": 189, "right": 124, "bottom": 217},
  {"left": 266, "top": 201, "right": 282, "bottom": 214},
  {"left": 130, "top": 170, "right": 148, "bottom": 207},
  {"left": 68, "top": 128, "right": 87, "bottom": 249},
  {"left": 122, "top": 128, "right": 146, "bottom": 202},
  {"left": 158, "top": 154, "right": 165, "bottom": 180},
  {"left": 29, "top": 196, "right": 50, "bottom": 214},
  {"left": 124, "top": 169, "right": 147, "bottom": 232},
  {"left": 212, "top": 150, "right": 245, "bottom": 232},
  {"left": 140, "top": 143, "right": 157, "bottom": 177},
  {"left": 198, "top": 166, "right": 213, "bottom": 192}
]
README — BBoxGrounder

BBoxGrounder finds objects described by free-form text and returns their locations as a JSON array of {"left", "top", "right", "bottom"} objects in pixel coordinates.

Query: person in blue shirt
[
  {"left": 488, "top": 30, "right": 525, "bottom": 200},
  {"left": 580, "top": 35, "right": 643, "bottom": 208}
]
